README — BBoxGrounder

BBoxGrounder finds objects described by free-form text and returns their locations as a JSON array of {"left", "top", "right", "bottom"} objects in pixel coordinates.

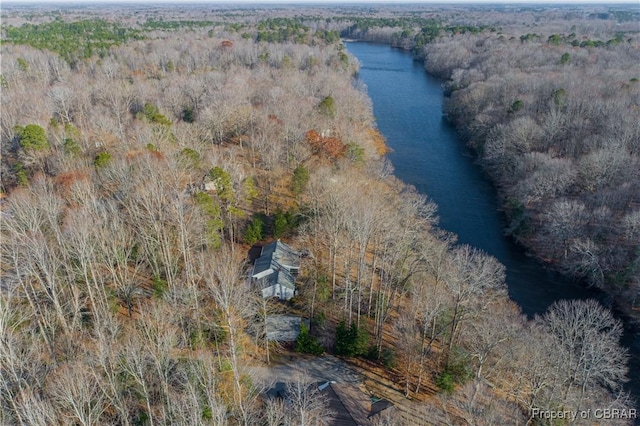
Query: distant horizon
[{"left": 2, "top": 0, "right": 639, "bottom": 5}]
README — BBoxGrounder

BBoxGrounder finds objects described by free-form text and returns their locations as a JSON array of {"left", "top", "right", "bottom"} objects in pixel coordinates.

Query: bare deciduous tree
[
  {"left": 202, "top": 247, "right": 257, "bottom": 425},
  {"left": 285, "top": 372, "right": 334, "bottom": 426},
  {"left": 50, "top": 362, "right": 107, "bottom": 426},
  {"left": 444, "top": 245, "right": 506, "bottom": 357},
  {"left": 538, "top": 299, "right": 628, "bottom": 413}
]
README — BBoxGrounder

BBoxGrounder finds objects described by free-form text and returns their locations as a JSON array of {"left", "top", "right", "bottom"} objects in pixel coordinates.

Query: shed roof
[{"left": 265, "top": 315, "right": 307, "bottom": 341}]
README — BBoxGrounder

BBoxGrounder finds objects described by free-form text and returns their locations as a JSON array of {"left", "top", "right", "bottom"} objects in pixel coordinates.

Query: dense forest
[{"left": 0, "top": 4, "right": 637, "bottom": 425}]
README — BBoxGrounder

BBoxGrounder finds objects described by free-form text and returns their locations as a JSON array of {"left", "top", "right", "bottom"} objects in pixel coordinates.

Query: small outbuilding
[{"left": 265, "top": 315, "right": 308, "bottom": 342}]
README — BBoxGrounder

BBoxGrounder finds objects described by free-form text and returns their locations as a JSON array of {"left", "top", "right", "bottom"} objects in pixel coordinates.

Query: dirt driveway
[
  {"left": 247, "top": 353, "right": 432, "bottom": 424},
  {"left": 248, "top": 353, "right": 362, "bottom": 387}
]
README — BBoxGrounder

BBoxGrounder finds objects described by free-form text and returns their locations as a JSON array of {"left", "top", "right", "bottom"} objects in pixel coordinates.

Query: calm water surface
[{"left": 346, "top": 41, "right": 639, "bottom": 408}]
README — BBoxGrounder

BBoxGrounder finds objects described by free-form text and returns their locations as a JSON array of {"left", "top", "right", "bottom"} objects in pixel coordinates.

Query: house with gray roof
[
  {"left": 251, "top": 240, "right": 300, "bottom": 300},
  {"left": 264, "top": 381, "right": 395, "bottom": 426}
]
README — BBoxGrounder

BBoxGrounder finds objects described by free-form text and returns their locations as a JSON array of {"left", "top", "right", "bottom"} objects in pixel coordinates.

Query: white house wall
[
  {"left": 261, "top": 284, "right": 295, "bottom": 300},
  {"left": 252, "top": 268, "right": 274, "bottom": 279}
]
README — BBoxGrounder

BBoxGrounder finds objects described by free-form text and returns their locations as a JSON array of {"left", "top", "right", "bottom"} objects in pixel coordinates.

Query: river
[{"left": 346, "top": 41, "right": 639, "bottom": 413}]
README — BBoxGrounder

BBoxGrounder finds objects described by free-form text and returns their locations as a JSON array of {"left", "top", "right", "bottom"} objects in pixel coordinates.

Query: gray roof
[
  {"left": 321, "top": 383, "right": 395, "bottom": 426},
  {"left": 253, "top": 255, "right": 275, "bottom": 277},
  {"left": 258, "top": 267, "right": 295, "bottom": 291},
  {"left": 265, "top": 315, "right": 306, "bottom": 341},
  {"left": 252, "top": 240, "right": 300, "bottom": 298},
  {"left": 263, "top": 381, "right": 394, "bottom": 426},
  {"left": 259, "top": 240, "right": 300, "bottom": 271}
]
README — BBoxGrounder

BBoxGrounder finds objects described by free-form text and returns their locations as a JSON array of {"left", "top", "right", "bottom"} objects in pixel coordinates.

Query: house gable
[{"left": 251, "top": 239, "right": 300, "bottom": 300}]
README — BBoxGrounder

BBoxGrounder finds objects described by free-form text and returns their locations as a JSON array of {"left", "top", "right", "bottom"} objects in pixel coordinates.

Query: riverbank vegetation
[
  {"left": 0, "top": 4, "right": 636, "bottom": 425},
  {"left": 416, "top": 8, "right": 640, "bottom": 320}
]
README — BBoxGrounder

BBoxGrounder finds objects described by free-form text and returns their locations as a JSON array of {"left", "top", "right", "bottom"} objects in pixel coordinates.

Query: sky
[{"left": 2, "top": 0, "right": 639, "bottom": 4}]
